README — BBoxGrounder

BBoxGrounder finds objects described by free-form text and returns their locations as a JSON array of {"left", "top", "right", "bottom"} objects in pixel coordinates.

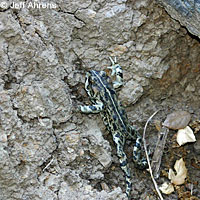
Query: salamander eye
[
  {"left": 100, "top": 71, "right": 106, "bottom": 77},
  {"left": 106, "top": 76, "right": 112, "bottom": 84}
]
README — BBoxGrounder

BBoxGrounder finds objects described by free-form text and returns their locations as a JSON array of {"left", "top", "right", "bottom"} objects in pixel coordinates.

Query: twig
[
  {"left": 143, "top": 110, "right": 164, "bottom": 200},
  {"left": 43, "top": 158, "right": 54, "bottom": 172},
  {"left": 151, "top": 126, "right": 169, "bottom": 178}
]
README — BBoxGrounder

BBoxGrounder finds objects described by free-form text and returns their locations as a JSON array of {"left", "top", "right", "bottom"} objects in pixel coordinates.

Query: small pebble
[{"left": 163, "top": 110, "right": 191, "bottom": 130}]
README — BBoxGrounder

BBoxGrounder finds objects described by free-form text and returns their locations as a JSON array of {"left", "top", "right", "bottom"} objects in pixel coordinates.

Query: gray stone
[
  {"left": 84, "top": 120, "right": 112, "bottom": 168},
  {"left": 119, "top": 79, "right": 144, "bottom": 106},
  {"left": 157, "top": 0, "right": 200, "bottom": 38}
]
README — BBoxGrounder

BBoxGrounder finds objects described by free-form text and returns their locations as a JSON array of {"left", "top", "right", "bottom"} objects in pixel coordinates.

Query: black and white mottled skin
[{"left": 80, "top": 57, "right": 147, "bottom": 198}]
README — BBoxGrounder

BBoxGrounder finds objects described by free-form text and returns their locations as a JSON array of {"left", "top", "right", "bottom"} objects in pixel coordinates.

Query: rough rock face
[
  {"left": 0, "top": 0, "right": 200, "bottom": 199},
  {"left": 157, "top": 0, "right": 200, "bottom": 38}
]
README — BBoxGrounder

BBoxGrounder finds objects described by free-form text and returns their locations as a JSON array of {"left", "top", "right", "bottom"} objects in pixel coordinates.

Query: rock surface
[
  {"left": 157, "top": 0, "right": 200, "bottom": 38},
  {"left": 0, "top": 0, "right": 200, "bottom": 199}
]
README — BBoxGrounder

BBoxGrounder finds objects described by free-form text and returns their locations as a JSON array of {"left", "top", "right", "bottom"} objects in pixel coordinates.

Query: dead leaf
[
  {"left": 163, "top": 111, "right": 191, "bottom": 130},
  {"left": 159, "top": 182, "right": 174, "bottom": 194},
  {"left": 177, "top": 126, "right": 196, "bottom": 146},
  {"left": 168, "top": 158, "right": 187, "bottom": 185}
]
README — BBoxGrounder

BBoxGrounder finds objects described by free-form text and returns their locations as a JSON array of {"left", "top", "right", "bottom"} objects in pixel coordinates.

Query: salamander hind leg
[
  {"left": 112, "top": 132, "right": 132, "bottom": 197},
  {"left": 131, "top": 127, "right": 147, "bottom": 169}
]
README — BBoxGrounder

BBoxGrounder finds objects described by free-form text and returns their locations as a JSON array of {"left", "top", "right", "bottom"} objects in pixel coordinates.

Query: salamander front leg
[
  {"left": 131, "top": 127, "right": 147, "bottom": 169},
  {"left": 108, "top": 57, "right": 123, "bottom": 89}
]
